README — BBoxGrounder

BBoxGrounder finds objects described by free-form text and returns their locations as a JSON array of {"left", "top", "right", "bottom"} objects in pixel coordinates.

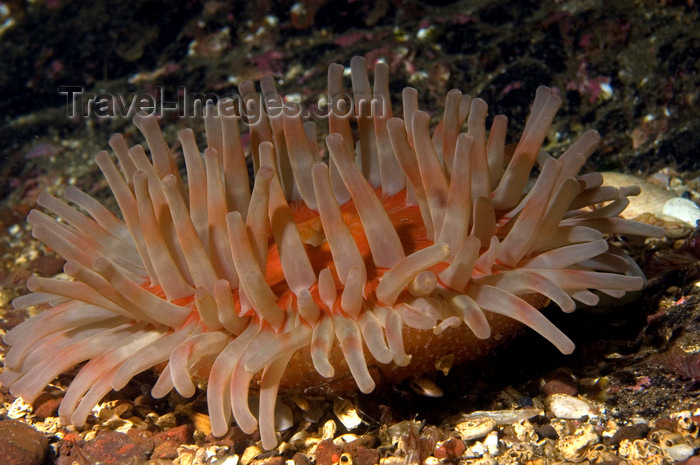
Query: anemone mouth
[{"left": 0, "top": 56, "right": 663, "bottom": 450}]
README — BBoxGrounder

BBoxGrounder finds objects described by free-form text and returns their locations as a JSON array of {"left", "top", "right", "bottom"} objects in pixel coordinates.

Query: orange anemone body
[{"left": 193, "top": 190, "right": 536, "bottom": 393}]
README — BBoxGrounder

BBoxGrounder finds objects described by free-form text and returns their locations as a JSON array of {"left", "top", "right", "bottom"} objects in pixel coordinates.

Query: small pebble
[
  {"left": 291, "top": 452, "right": 311, "bottom": 465},
  {"left": 483, "top": 431, "right": 499, "bottom": 456}
]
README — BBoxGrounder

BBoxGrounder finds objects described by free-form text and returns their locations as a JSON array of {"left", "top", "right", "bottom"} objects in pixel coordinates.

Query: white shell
[
  {"left": 409, "top": 377, "right": 444, "bottom": 397},
  {"left": 483, "top": 430, "right": 500, "bottom": 456},
  {"left": 456, "top": 407, "right": 542, "bottom": 424},
  {"left": 545, "top": 394, "right": 598, "bottom": 420},
  {"left": 665, "top": 443, "right": 696, "bottom": 462},
  {"left": 454, "top": 417, "right": 497, "bottom": 441},
  {"left": 213, "top": 454, "right": 240, "bottom": 465},
  {"left": 333, "top": 399, "right": 363, "bottom": 430},
  {"left": 663, "top": 197, "right": 700, "bottom": 225},
  {"left": 602, "top": 172, "right": 672, "bottom": 218}
]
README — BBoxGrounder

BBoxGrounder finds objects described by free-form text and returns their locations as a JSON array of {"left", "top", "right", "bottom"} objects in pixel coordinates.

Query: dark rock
[
  {"left": 654, "top": 417, "right": 678, "bottom": 431},
  {"left": 28, "top": 253, "right": 65, "bottom": 276},
  {"left": 292, "top": 452, "right": 312, "bottom": 465},
  {"left": 153, "top": 424, "right": 193, "bottom": 447},
  {"left": 150, "top": 424, "right": 192, "bottom": 459},
  {"left": 314, "top": 439, "right": 342, "bottom": 465},
  {"left": 56, "top": 433, "right": 86, "bottom": 465},
  {"left": 535, "top": 424, "right": 559, "bottom": 440},
  {"left": 79, "top": 430, "right": 150, "bottom": 464},
  {"left": 433, "top": 437, "right": 466, "bottom": 460},
  {"left": 125, "top": 427, "right": 155, "bottom": 452},
  {"left": 33, "top": 392, "right": 63, "bottom": 420},
  {"left": 0, "top": 419, "right": 48, "bottom": 465},
  {"left": 151, "top": 440, "right": 180, "bottom": 460},
  {"left": 205, "top": 425, "right": 249, "bottom": 450},
  {"left": 255, "top": 457, "right": 284, "bottom": 465},
  {"left": 345, "top": 438, "right": 381, "bottom": 465},
  {"left": 603, "top": 424, "right": 649, "bottom": 446},
  {"left": 541, "top": 378, "right": 579, "bottom": 397}
]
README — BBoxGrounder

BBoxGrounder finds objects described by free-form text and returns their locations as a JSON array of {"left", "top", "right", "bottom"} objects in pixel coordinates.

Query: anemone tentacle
[{"left": 0, "top": 57, "right": 663, "bottom": 451}]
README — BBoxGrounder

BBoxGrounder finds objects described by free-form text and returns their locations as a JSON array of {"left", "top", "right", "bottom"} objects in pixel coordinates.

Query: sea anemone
[{"left": 0, "top": 57, "right": 662, "bottom": 449}]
